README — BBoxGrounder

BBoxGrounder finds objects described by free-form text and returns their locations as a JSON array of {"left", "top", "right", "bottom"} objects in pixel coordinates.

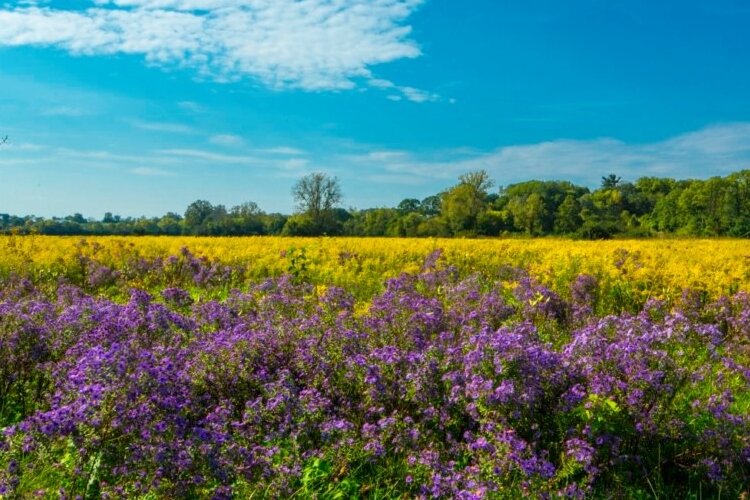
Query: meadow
[{"left": 0, "top": 236, "right": 749, "bottom": 498}]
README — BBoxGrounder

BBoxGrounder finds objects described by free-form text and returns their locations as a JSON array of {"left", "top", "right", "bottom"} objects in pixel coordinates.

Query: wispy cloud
[
  {"left": 344, "top": 123, "right": 750, "bottom": 186},
  {"left": 40, "top": 105, "right": 89, "bottom": 117},
  {"left": 0, "top": 73, "right": 123, "bottom": 118},
  {"left": 177, "top": 101, "right": 205, "bottom": 113},
  {"left": 129, "top": 120, "right": 197, "bottom": 134},
  {"left": 130, "top": 166, "right": 176, "bottom": 177},
  {"left": 157, "top": 148, "right": 261, "bottom": 164},
  {"left": 0, "top": 0, "right": 432, "bottom": 98},
  {"left": 1, "top": 141, "right": 47, "bottom": 152},
  {"left": 397, "top": 86, "right": 440, "bottom": 103},
  {"left": 259, "top": 146, "right": 306, "bottom": 156},
  {"left": 7, "top": 123, "right": 748, "bottom": 201},
  {"left": 209, "top": 134, "right": 244, "bottom": 147},
  {"left": 368, "top": 78, "right": 440, "bottom": 103},
  {"left": 276, "top": 157, "right": 310, "bottom": 171}
]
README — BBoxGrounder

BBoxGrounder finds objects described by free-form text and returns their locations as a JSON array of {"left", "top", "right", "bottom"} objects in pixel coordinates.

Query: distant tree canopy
[{"left": 6, "top": 169, "right": 750, "bottom": 238}]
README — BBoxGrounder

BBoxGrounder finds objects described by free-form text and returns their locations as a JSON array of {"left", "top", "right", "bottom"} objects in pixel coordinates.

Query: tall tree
[
  {"left": 184, "top": 200, "right": 215, "bottom": 230},
  {"left": 554, "top": 195, "right": 582, "bottom": 234},
  {"left": 459, "top": 169, "right": 494, "bottom": 194},
  {"left": 397, "top": 198, "right": 421, "bottom": 213},
  {"left": 419, "top": 195, "right": 442, "bottom": 216},
  {"left": 292, "top": 172, "right": 342, "bottom": 217},
  {"left": 442, "top": 183, "right": 485, "bottom": 234},
  {"left": 507, "top": 192, "right": 546, "bottom": 235},
  {"left": 441, "top": 170, "right": 495, "bottom": 235},
  {"left": 601, "top": 174, "right": 622, "bottom": 189},
  {"left": 289, "top": 172, "right": 343, "bottom": 235}
]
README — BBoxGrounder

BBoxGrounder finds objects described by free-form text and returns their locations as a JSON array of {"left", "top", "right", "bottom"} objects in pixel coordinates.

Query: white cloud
[
  {"left": 0, "top": 158, "right": 44, "bottom": 167},
  {"left": 178, "top": 101, "right": 205, "bottom": 113},
  {"left": 9, "top": 122, "right": 746, "bottom": 203},
  {"left": 368, "top": 77, "right": 439, "bottom": 103},
  {"left": 259, "top": 146, "right": 306, "bottom": 155},
  {"left": 41, "top": 105, "right": 89, "bottom": 117},
  {"left": 344, "top": 123, "right": 750, "bottom": 186},
  {"left": 276, "top": 157, "right": 309, "bottom": 170},
  {"left": 368, "top": 78, "right": 396, "bottom": 89},
  {"left": 130, "top": 166, "right": 176, "bottom": 176},
  {"left": 158, "top": 148, "right": 261, "bottom": 163},
  {"left": 129, "top": 119, "right": 197, "bottom": 134},
  {"left": 0, "top": 0, "right": 428, "bottom": 95},
  {"left": 399, "top": 86, "right": 439, "bottom": 103},
  {"left": 209, "top": 134, "right": 244, "bottom": 146},
  {"left": 1, "top": 141, "right": 47, "bottom": 152},
  {"left": 350, "top": 150, "right": 409, "bottom": 162}
]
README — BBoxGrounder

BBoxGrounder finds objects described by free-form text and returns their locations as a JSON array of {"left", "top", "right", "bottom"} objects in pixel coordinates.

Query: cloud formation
[
  {"left": 209, "top": 134, "right": 244, "bottom": 146},
  {"left": 0, "top": 0, "right": 429, "bottom": 98},
  {"left": 369, "top": 77, "right": 439, "bottom": 103},
  {"left": 129, "top": 119, "right": 197, "bottom": 134},
  {"left": 344, "top": 123, "right": 750, "bottom": 186},
  {"left": 130, "top": 166, "right": 176, "bottom": 176}
]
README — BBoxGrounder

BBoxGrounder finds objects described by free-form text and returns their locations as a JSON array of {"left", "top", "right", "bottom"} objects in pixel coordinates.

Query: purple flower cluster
[{"left": 0, "top": 252, "right": 748, "bottom": 498}]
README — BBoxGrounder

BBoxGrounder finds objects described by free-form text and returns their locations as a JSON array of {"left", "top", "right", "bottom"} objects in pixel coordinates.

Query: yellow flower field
[{"left": 2, "top": 235, "right": 749, "bottom": 307}]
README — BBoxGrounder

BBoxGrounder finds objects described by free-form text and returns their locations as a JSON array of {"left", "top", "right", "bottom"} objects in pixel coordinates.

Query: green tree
[
  {"left": 554, "top": 195, "right": 582, "bottom": 234},
  {"left": 442, "top": 183, "right": 485, "bottom": 235},
  {"left": 229, "top": 202, "right": 266, "bottom": 235},
  {"left": 397, "top": 198, "right": 421, "bottom": 213},
  {"left": 65, "top": 213, "right": 86, "bottom": 224},
  {"left": 419, "top": 195, "right": 442, "bottom": 216},
  {"left": 459, "top": 169, "right": 494, "bottom": 193},
  {"left": 183, "top": 200, "right": 229, "bottom": 235},
  {"left": 476, "top": 210, "right": 508, "bottom": 236},
  {"left": 343, "top": 208, "right": 399, "bottom": 236},
  {"left": 157, "top": 213, "right": 183, "bottom": 235},
  {"left": 601, "top": 174, "right": 622, "bottom": 189},
  {"left": 441, "top": 170, "right": 495, "bottom": 235},
  {"left": 577, "top": 188, "right": 626, "bottom": 238},
  {"left": 394, "top": 212, "right": 424, "bottom": 236},
  {"left": 507, "top": 192, "right": 546, "bottom": 235},
  {"left": 499, "top": 180, "right": 588, "bottom": 234},
  {"left": 291, "top": 172, "right": 343, "bottom": 235},
  {"left": 263, "top": 213, "right": 288, "bottom": 234},
  {"left": 184, "top": 200, "right": 215, "bottom": 230},
  {"left": 293, "top": 172, "right": 342, "bottom": 216},
  {"left": 677, "top": 177, "right": 730, "bottom": 236},
  {"left": 723, "top": 171, "right": 750, "bottom": 236}
]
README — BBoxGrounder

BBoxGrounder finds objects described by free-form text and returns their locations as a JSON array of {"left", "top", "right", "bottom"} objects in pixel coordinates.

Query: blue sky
[{"left": 1, "top": 0, "right": 750, "bottom": 217}]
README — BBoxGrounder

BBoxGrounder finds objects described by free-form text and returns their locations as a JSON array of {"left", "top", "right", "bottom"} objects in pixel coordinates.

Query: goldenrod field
[{"left": 2, "top": 235, "right": 749, "bottom": 305}]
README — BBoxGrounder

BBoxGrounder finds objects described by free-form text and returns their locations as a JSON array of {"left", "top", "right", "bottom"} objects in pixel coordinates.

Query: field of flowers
[
  {"left": 1, "top": 236, "right": 749, "bottom": 498},
  {"left": 3, "top": 235, "right": 750, "bottom": 305}
]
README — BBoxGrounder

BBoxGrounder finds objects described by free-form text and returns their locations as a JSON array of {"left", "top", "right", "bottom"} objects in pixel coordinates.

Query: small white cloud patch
[
  {"left": 130, "top": 167, "right": 176, "bottom": 176},
  {"left": 129, "top": 120, "right": 197, "bottom": 134},
  {"left": 209, "top": 134, "right": 244, "bottom": 147}
]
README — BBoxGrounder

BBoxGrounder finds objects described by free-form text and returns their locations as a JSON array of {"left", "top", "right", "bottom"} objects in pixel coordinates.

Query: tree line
[{"left": 4, "top": 169, "right": 750, "bottom": 238}]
